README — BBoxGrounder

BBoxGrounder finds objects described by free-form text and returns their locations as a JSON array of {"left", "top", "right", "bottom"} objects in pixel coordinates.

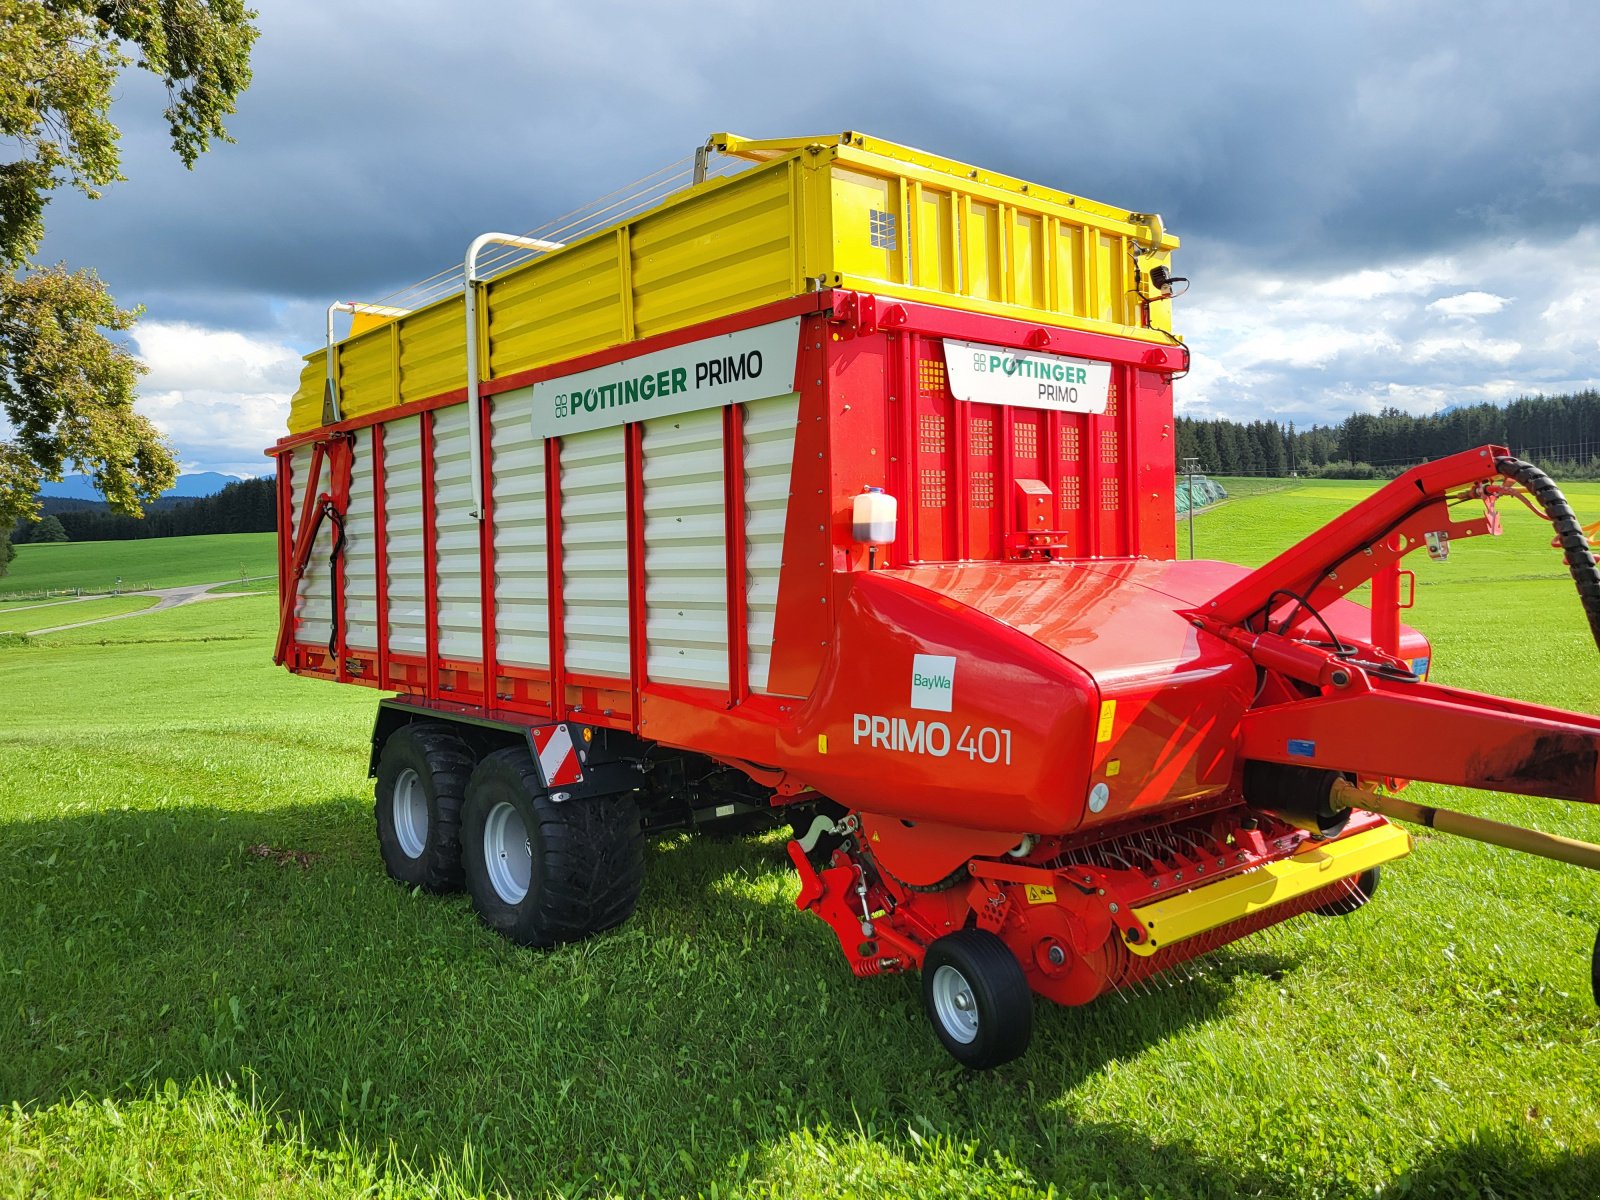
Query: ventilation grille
[
  {"left": 1100, "top": 429, "right": 1119, "bottom": 464},
  {"left": 1061, "top": 426, "right": 1081, "bottom": 462},
  {"left": 1061, "top": 477, "right": 1081, "bottom": 511},
  {"left": 919, "top": 413, "right": 946, "bottom": 454},
  {"left": 1101, "top": 477, "right": 1120, "bottom": 510},
  {"left": 971, "top": 471, "right": 995, "bottom": 509},
  {"left": 920, "top": 468, "right": 947, "bottom": 508},
  {"left": 870, "top": 208, "right": 898, "bottom": 250},
  {"left": 1014, "top": 423, "right": 1038, "bottom": 458},
  {"left": 970, "top": 418, "right": 995, "bottom": 456},
  {"left": 918, "top": 358, "right": 947, "bottom": 394}
]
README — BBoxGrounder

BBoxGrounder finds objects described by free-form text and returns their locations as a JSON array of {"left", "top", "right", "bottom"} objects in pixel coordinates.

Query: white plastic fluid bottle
[{"left": 852, "top": 486, "right": 898, "bottom": 544}]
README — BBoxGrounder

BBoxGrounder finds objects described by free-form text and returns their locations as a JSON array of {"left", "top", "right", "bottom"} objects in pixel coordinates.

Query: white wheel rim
[
  {"left": 391, "top": 768, "right": 429, "bottom": 859},
  {"left": 931, "top": 963, "right": 980, "bottom": 1045},
  {"left": 484, "top": 800, "right": 533, "bottom": 905}
]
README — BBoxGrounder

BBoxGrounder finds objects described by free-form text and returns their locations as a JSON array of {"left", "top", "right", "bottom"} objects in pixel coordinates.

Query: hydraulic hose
[{"left": 1496, "top": 456, "right": 1600, "bottom": 653}]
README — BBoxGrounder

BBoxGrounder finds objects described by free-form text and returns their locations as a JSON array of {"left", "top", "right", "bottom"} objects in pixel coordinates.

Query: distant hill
[{"left": 40, "top": 471, "right": 243, "bottom": 502}]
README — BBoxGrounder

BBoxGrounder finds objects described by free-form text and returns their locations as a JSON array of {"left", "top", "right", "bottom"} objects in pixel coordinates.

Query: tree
[
  {"left": 31, "top": 513, "right": 67, "bottom": 542},
  {"left": 0, "top": 523, "right": 12, "bottom": 576},
  {"left": 0, "top": 1, "right": 259, "bottom": 529}
]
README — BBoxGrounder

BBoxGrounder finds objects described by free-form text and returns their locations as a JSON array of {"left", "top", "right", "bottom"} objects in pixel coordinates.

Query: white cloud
[
  {"left": 1426, "top": 291, "right": 1509, "bottom": 318},
  {"left": 1178, "top": 227, "right": 1600, "bottom": 425},
  {"left": 132, "top": 322, "right": 303, "bottom": 473}
]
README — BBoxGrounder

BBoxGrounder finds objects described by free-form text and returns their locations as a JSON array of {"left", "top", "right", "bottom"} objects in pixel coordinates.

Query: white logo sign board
[
  {"left": 942, "top": 338, "right": 1112, "bottom": 416},
  {"left": 910, "top": 653, "right": 956, "bottom": 713},
  {"left": 519, "top": 317, "right": 802, "bottom": 438}
]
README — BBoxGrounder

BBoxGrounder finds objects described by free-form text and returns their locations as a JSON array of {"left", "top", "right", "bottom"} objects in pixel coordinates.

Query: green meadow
[
  {"left": 1, "top": 491, "right": 1598, "bottom": 1198},
  {"left": 0, "top": 531, "right": 276, "bottom": 597}
]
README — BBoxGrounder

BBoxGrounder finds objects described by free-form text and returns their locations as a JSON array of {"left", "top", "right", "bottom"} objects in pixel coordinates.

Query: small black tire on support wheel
[
  {"left": 462, "top": 747, "right": 644, "bottom": 948},
  {"left": 1311, "top": 865, "right": 1382, "bottom": 917},
  {"left": 1590, "top": 927, "right": 1599, "bottom": 1008},
  {"left": 921, "top": 929, "right": 1033, "bottom": 1069},
  {"left": 373, "top": 722, "right": 475, "bottom": 892}
]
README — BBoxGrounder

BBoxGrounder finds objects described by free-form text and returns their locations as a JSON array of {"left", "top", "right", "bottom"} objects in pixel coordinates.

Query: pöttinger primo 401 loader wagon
[{"left": 272, "top": 131, "right": 1600, "bottom": 1068}]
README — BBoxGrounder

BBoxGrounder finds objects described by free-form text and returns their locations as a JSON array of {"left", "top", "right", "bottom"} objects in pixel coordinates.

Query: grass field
[
  {"left": 0, "top": 594, "right": 158, "bottom": 634},
  {"left": 2, "top": 488, "right": 1599, "bottom": 1198},
  {"left": 0, "top": 531, "right": 276, "bottom": 597}
]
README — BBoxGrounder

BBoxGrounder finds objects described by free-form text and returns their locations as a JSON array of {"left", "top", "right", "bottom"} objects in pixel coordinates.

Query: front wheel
[
  {"left": 921, "top": 930, "right": 1033, "bottom": 1069},
  {"left": 461, "top": 748, "right": 644, "bottom": 948}
]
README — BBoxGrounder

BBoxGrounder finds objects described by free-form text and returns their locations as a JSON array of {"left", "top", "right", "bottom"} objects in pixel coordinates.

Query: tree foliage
[
  {"left": 1176, "top": 391, "right": 1600, "bottom": 479},
  {"left": 0, "top": 0, "right": 259, "bottom": 528},
  {"left": 28, "top": 512, "right": 68, "bottom": 542},
  {"left": 29, "top": 473, "right": 276, "bottom": 541}
]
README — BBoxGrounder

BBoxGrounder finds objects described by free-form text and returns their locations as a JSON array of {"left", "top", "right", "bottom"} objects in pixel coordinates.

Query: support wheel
[
  {"left": 1591, "top": 927, "right": 1599, "bottom": 1009},
  {"left": 373, "top": 723, "right": 474, "bottom": 892},
  {"left": 462, "top": 747, "right": 644, "bottom": 947},
  {"left": 921, "top": 930, "right": 1033, "bottom": 1069},
  {"left": 1312, "top": 865, "right": 1381, "bottom": 917}
]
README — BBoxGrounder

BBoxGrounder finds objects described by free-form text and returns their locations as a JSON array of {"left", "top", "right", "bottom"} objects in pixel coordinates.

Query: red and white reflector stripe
[{"left": 530, "top": 723, "right": 584, "bottom": 788}]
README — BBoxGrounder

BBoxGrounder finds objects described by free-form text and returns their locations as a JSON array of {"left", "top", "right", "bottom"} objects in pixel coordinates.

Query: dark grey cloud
[
  {"left": 36, "top": 0, "right": 1600, "bottom": 319},
  {"left": 17, "top": 0, "right": 1600, "bottom": 468}
]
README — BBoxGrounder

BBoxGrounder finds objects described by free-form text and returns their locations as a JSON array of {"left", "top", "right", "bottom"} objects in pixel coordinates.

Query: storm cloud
[{"left": 25, "top": 0, "right": 1600, "bottom": 472}]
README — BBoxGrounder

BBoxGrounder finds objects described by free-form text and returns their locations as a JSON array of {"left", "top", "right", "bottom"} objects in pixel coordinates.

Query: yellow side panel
[
  {"left": 337, "top": 327, "right": 394, "bottom": 416},
  {"left": 399, "top": 297, "right": 464, "bottom": 404},
  {"left": 630, "top": 164, "right": 796, "bottom": 338},
  {"left": 1054, "top": 223, "right": 1084, "bottom": 320},
  {"left": 911, "top": 186, "right": 956, "bottom": 294},
  {"left": 964, "top": 200, "right": 1003, "bottom": 303},
  {"left": 487, "top": 236, "right": 626, "bottom": 377},
  {"left": 1012, "top": 211, "right": 1045, "bottom": 310},
  {"left": 830, "top": 168, "right": 903, "bottom": 287},
  {"left": 288, "top": 356, "right": 325, "bottom": 434},
  {"left": 1092, "top": 233, "right": 1116, "bottom": 324}
]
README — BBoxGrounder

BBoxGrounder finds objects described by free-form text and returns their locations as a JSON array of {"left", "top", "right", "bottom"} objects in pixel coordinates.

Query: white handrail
[
  {"left": 464, "top": 233, "right": 564, "bottom": 518},
  {"left": 325, "top": 301, "right": 409, "bottom": 422}
]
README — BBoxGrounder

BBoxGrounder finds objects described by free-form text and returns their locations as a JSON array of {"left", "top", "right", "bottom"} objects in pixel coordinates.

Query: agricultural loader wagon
[{"left": 273, "top": 131, "right": 1600, "bottom": 1068}]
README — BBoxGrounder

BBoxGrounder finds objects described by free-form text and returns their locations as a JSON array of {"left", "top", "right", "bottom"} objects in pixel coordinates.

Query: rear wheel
[
  {"left": 462, "top": 747, "right": 644, "bottom": 947},
  {"left": 373, "top": 723, "right": 474, "bottom": 892},
  {"left": 1312, "top": 865, "right": 1382, "bottom": 917},
  {"left": 921, "top": 929, "right": 1033, "bottom": 1069}
]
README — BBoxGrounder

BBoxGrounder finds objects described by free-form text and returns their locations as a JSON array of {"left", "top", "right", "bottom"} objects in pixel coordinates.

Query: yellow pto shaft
[{"left": 1330, "top": 779, "right": 1600, "bottom": 872}]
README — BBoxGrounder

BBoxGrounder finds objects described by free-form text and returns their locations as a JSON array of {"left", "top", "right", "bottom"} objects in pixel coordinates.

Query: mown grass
[
  {"left": 0, "top": 531, "right": 276, "bottom": 596},
  {"left": 1, "top": 486, "right": 1599, "bottom": 1198},
  {"left": 0, "top": 594, "right": 158, "bottom": 634}
]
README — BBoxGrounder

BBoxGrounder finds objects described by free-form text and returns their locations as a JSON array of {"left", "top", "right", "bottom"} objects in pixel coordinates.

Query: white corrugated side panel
[
  {"left": 292, "top": 444, "right": 334, "bottom": 646},
  {"left": 641, "top": 409, "right": 728, "bottom": 687},
  {"left": 433, "top": 405, "right": 483, "bottom": 661},
  {"left": 560, "top": 427, "right": 630, "bottom": 678},
  {"left": 743, "top": 393, "right": 800, "bottom": 694},
  {"left": 384, "top": 416, "right": 427, "bottom": 657},
  {"left": 343, "top": 428, "right": 379, "bottom": 651},
  {"left": 489, "top": 393, "right": 549, "bottom": 668}
]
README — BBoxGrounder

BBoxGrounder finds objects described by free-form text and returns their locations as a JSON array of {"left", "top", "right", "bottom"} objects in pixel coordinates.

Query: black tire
[
  {"left": 1312, "top": 865, "right": 1382, "bottom": 917},
  {"left": 1590, "top": 927, "right": 1599, "bottom": 1009},
  {"left": 462, "top": 747, "right": 644, "bottom": 947},
  {"left": 373, "top": 722, "right": 475, "bottom": 892},
  {"left": 921, "top": 929, "right": 1033, "bottom": 1069}
]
